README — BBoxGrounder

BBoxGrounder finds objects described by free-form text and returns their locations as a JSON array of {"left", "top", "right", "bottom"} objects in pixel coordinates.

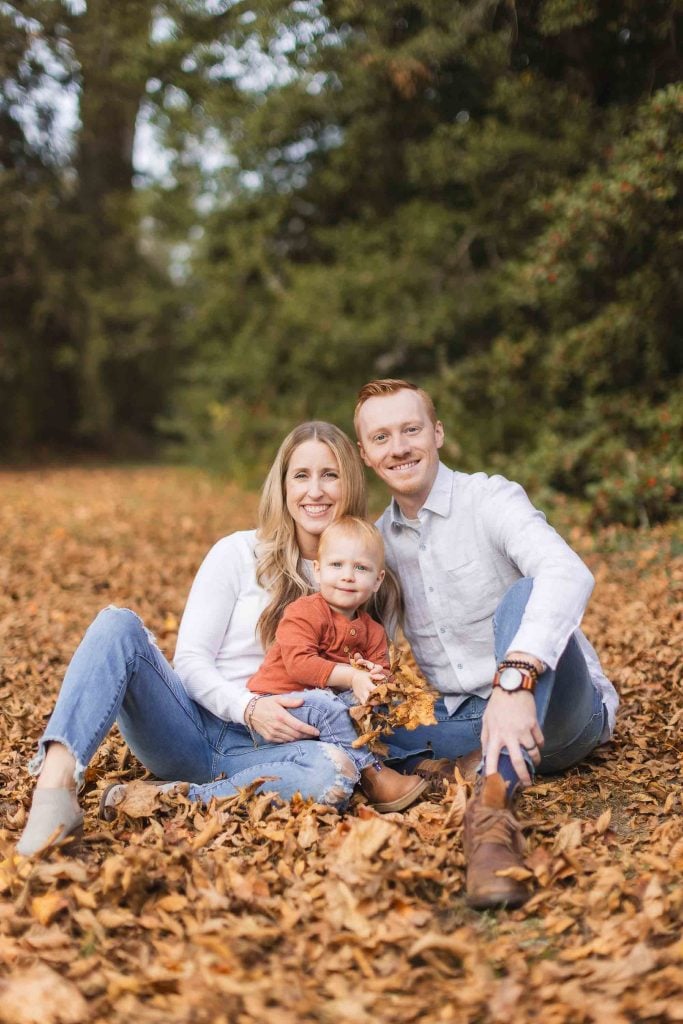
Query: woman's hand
[
  {"left": 481, "top": 688, "right": 544, "bottom": 787},
  {"left": 350, "top": 669, "right": 377, "bottom": 704},
  {"left": 248, "top": 694, "right": 320, "bottom": 744}
]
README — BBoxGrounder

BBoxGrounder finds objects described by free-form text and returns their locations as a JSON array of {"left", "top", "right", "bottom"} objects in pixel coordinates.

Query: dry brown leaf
[
  {"left": 30, "top": 891, "right": 68, "bottom": 926},
  {"left": 0, "top": 963, "right": 90, "bottom": 1023},
  {"left": 1, "top": 470, "right": 680, "bottom": 1024}
]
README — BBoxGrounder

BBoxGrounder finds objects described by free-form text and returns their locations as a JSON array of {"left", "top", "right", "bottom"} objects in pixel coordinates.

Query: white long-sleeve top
[
  {"left": 378, "top": 463, "right": 618, "bottom": 739},
  {"left": 174, "top": 531, "right": 267, "bottom": 724}
]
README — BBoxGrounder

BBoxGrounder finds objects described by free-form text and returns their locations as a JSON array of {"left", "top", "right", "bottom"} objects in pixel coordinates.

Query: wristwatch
[{"left": 492, "top": 658, "right": 539, "bottom": 693}]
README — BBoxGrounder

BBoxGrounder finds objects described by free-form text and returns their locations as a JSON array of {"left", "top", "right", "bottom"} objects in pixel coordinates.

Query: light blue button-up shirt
[{"left": 377, "top": 462, "right": 617, "bottom": 736}]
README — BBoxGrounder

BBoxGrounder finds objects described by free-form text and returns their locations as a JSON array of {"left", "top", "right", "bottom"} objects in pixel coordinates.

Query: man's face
[{"left": 356, "top": 389, "right": 444, "bottom": 509}]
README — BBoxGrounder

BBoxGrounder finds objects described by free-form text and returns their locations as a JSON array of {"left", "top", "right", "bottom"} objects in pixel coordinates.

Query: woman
[{"left": 17, "top": 422, "right": 374, "bottom": 856}]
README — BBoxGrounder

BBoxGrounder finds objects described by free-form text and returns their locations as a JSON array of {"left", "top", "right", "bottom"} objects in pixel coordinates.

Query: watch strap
[{"left": 493, "top": 659, "right": 539, "bottom": 693}]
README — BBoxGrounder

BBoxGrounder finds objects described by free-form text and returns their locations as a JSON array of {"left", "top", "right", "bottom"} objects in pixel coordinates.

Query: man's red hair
[{"left": 353, "top": 378, "right": 437, "bottom": 436}]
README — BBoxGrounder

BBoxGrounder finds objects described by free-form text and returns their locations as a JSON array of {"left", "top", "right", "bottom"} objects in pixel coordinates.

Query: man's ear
[
  {"left": 435, "top": 420, "right": 445, "bottom": 449},
  {"left": 357, "top": 440, "right": 371, "bottom": 467}
]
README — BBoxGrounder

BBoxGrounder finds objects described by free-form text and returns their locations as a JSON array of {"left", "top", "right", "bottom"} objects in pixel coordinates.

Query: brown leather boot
[
  {"left": 463, "top": 772, "right": 528, "bottom": 910},
  {"left": 414, "top": 748, "right": 482, "bottom": 788},
  {"left": 360, "top": 764, "right": 428, "bottom": 813}
]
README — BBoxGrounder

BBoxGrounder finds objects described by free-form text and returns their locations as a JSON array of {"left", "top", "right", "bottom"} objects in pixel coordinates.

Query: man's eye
[
  {"left": 406, "top": 426, "right": 420, "bottom": 434},
  {"left": 374, "top": 434, "right": 387, "bottom": 443}
]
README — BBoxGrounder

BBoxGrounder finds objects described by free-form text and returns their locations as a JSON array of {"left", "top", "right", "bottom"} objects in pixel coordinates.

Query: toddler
[{"left": 246, "top": 516, "right": 427, "bottom": 812}]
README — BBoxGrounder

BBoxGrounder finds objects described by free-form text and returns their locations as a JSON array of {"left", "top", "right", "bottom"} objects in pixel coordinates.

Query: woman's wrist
[{"left": 244, "top": 694, "right": 265, "bottom": 731}]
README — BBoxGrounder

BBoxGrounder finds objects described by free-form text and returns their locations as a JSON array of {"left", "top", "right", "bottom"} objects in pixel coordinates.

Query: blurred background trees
[{"left": 1, "top": 0, "right": 680, "bottom": 524}]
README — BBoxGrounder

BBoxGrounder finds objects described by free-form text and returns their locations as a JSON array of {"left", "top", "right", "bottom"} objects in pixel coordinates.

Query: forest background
[{"left": 1, "top": 0, "right": 681, "bottom": 527}]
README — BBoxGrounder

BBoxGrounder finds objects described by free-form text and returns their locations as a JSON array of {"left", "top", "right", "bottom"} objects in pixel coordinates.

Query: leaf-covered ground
[{"left": 0, "top": 467, "right": 681, "bottom": 1024}]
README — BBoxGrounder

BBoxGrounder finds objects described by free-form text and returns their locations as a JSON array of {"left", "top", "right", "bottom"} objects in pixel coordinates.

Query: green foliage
[
  {"left": 1, "top": 0, "right": 680, "bottom": 527},
  {"left": 165, "top": 0, "right": 681, "bottom": 526}
]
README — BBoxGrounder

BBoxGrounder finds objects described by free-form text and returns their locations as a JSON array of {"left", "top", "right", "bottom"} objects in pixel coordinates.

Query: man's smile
[{"left": 388, "top": 460, "right": 419, "bottom": 472}]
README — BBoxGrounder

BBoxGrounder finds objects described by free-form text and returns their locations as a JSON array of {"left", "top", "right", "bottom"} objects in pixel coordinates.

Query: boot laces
[{"left": 468, "top": 805, "right": 522, "bottom": 853}]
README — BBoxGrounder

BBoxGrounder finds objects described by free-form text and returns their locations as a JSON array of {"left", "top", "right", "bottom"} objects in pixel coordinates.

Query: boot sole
[
  {"left": 466, "top": 887, "right": 529, "bottom": 910},
  {"left": 369, "top": 777, "right": 429, "bottom": 813}
]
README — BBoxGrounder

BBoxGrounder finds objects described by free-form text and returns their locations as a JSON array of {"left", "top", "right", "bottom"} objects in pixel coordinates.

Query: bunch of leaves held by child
[{"left": 349, "top": 630, "right": 437, "bottom": 755}]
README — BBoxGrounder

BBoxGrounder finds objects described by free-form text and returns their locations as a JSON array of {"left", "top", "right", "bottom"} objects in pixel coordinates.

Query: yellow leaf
[
  {"left": 30, "top": 892, "right": 67, "bottom": 927},
  {"left": 155, "top": 893, "right": 188, "bottom": 913}
]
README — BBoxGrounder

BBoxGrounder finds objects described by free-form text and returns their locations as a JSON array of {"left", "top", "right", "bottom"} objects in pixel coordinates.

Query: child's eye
[{"left": 355, "top": 563, "right": 370, "bottom": 572}]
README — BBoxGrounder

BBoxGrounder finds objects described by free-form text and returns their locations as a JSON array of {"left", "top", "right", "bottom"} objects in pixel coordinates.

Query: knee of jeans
[
  {"left": 493, "top": 577, "right": 534, "bottom": 632},
  {"left": 91, "top": 606, "right": 157, "bottom": 650},
  {"left": 296, "top": 688, "right": 335, "bottom": 711},
  {"left": 317, "top": 743, "right": 357, "bottom": 808}
]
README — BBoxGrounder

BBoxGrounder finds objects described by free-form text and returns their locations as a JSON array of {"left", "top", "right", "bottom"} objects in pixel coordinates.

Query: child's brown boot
[{"left": 360, "top": 763, "right": 428, "bottom": 813}]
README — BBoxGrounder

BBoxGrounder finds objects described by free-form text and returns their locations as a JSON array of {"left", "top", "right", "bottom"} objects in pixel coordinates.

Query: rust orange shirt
[{"left": 248, "top": 593, "right": 390, "bottom": 694}]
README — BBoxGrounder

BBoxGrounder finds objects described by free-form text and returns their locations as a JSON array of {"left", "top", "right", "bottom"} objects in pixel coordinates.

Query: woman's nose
[{"left": 306, "top": 476, "right": 324, "bottom": 497}]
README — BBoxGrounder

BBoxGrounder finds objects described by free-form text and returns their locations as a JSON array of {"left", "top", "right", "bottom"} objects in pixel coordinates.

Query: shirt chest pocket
[{"left": 437, "top": 557, "right": 501, "bottom": 621}]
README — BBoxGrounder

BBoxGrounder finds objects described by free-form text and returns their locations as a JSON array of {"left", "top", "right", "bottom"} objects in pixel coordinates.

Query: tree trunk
[{"left": 71, "top": 0, "right": 152, "bottom": 443}]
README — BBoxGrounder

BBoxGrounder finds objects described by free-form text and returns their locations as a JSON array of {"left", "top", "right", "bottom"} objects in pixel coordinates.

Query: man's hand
[
  {"left": 248, "top": 694, "right": 320, "bottom": 744},
  {"left": 481, "top": 688, "right": 544, "bottom": 787}
]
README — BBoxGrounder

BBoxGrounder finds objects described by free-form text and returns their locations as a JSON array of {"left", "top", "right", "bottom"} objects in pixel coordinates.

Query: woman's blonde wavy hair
[{"left": 255, "top": 421, "right": 403, "bottom": 647}]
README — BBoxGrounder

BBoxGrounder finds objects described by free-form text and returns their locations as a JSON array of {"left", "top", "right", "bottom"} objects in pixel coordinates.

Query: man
[{"left": 354, "top": 379, "right": 617, "bottom": 909}]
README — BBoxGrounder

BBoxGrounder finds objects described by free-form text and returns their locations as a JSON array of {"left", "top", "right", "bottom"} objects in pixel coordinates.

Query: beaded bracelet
[{"left": 244, "top": 694, "right": 265, "bottom": 740}]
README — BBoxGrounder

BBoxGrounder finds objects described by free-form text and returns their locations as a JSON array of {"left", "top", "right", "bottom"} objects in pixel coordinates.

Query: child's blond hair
[{"left": 318, "top": 516, "right": 385, "bottom": 567}]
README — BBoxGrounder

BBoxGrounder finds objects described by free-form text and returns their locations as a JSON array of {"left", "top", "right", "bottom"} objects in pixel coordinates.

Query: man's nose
[{"left": 389, "top": 434, "right": 410, "bottom": 457}]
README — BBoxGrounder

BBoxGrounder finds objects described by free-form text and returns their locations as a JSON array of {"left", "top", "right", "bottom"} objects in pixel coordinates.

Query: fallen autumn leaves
[{"left": 0, "top": 468, "right": 681, "bottom": 1024}]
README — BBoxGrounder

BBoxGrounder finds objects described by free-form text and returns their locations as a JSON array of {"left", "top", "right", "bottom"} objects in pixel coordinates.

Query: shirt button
[
  {"left": 343, "top": 645, "right": 350, "bottom": 653},
  {"left": 428, "top": 586, "right": 434, "bottom": 592},
  {"left": 457, "top": 663, "right": 463, "bottom": 669},
  {"left": 350, "top": 628, "right": 356, "bottom": 636},
  {"left": 419, "top": 544, "right": 426, "bottom": 551},
  {"left": 440, "top": 627, "right": 446, "bottom": 635}
]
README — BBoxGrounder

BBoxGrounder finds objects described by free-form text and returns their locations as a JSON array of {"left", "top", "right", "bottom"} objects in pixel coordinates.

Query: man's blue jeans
[
  {"left": 385, "top": 578, "right": 606, "bottom": 776},
  {"left": 29, "top": 607, "right": 357, "bottom": 808}
]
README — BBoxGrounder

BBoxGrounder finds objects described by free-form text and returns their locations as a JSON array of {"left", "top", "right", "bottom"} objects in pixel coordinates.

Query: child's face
[{"left": 314, "top": 534, "right": 385, "bottom": 618}]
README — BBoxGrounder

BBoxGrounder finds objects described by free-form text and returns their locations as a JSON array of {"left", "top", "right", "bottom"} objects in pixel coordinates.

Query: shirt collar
[{"left": 390, "top": 461, "right": 454, "bottom": 526}]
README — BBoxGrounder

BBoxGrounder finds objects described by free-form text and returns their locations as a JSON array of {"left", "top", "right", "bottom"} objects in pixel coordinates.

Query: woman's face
[{"left": 285, "top": 439, "right": 343, "bottom": 559}]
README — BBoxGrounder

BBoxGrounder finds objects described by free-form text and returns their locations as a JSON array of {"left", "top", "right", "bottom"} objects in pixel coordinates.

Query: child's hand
[
  {"left": 353, "top": 657, "right": 388, "bottom": 682},
  {"left": 351, "top": 669, "right": 377, "bottom": 704}
]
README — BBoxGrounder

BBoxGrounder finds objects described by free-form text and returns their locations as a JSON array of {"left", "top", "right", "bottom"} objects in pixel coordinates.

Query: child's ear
[{"left": 373, "top": 569, "right": 386, "bottom": 593}]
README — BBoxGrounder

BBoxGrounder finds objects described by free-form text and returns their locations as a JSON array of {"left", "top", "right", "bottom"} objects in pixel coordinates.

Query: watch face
[{"left": 499, "top": 667, "right": 523, "bottom": 692}]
